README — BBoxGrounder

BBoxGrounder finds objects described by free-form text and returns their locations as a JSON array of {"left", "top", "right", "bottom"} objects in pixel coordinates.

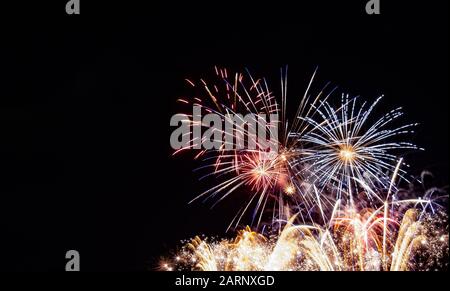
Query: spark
[
  {"left": 284, "top": 184, "right": 296, "bottom": 195},
  {"left": 299, "top": 94, "right": 420, "bottom": 202},
  {"left": 165, "top": 204, "right": 448, "bottom": 271},
  {"left": 339, "top": 146, "right": 356, "bottom": 163}
]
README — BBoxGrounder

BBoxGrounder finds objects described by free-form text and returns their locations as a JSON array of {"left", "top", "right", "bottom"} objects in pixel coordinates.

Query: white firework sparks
[{"left": 298, "top": 94, "right": 422, "bottom": 203}]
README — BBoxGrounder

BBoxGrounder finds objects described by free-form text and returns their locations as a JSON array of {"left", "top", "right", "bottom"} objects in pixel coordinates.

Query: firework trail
[{"left": 162, "top": 178, "right": 448, "bottom": 271}]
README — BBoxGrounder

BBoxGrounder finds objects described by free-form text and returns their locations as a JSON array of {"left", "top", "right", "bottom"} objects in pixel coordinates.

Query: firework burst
[
  {"left": 172, "top": 67, "right": 420, "bottom": 230},
  {"left": 173, "top": 67, "right": 328, "bottom": 229},
  {"left": 163, "top": 194, "right": 448, "bottom": 271},
  {"left": 299, "top": 94, "right": 422, "bottom": 202}
]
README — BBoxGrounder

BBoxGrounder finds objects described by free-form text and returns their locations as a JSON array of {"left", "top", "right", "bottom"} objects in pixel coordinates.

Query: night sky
[{"left": 0, "top": 0, "right": 448, "bottom": 271}]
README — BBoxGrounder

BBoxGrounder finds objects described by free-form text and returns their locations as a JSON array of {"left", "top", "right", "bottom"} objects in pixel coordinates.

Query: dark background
[{"left": 0, "top": 0, "right": 448, "bottom": 271}]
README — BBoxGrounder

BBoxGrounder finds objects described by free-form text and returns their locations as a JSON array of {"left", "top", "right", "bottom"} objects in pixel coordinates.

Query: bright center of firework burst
[
  {"left": 254, "top": 167, "right": 268, "bottom": 177},
  {"left": 339, "top": 146, "right": 356, "bottom": 163},
  {"left": 284, "top": 185, "right": 295, "bottom": 195}
]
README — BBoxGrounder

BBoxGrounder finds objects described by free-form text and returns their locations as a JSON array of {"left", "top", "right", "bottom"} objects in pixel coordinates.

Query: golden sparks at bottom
[{"left": 162, "top": 209, "right": 448, "bottom": 271}]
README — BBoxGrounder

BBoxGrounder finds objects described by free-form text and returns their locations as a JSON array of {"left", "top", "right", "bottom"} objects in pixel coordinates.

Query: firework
[
  {"left": 163, "top": 197, "right": 448, "bottom": 271},
  {"left": 298, "top": 94, "right": 421, "bottom": 202},
  {"left": 165, "top": 67, "right": 448, "bottom": 271},
  {"left": 172, "top": 67, "right": 419, "bottom": 230},
  {"left": 173, "top": 67, "right": 326, "bottom": 229}
]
